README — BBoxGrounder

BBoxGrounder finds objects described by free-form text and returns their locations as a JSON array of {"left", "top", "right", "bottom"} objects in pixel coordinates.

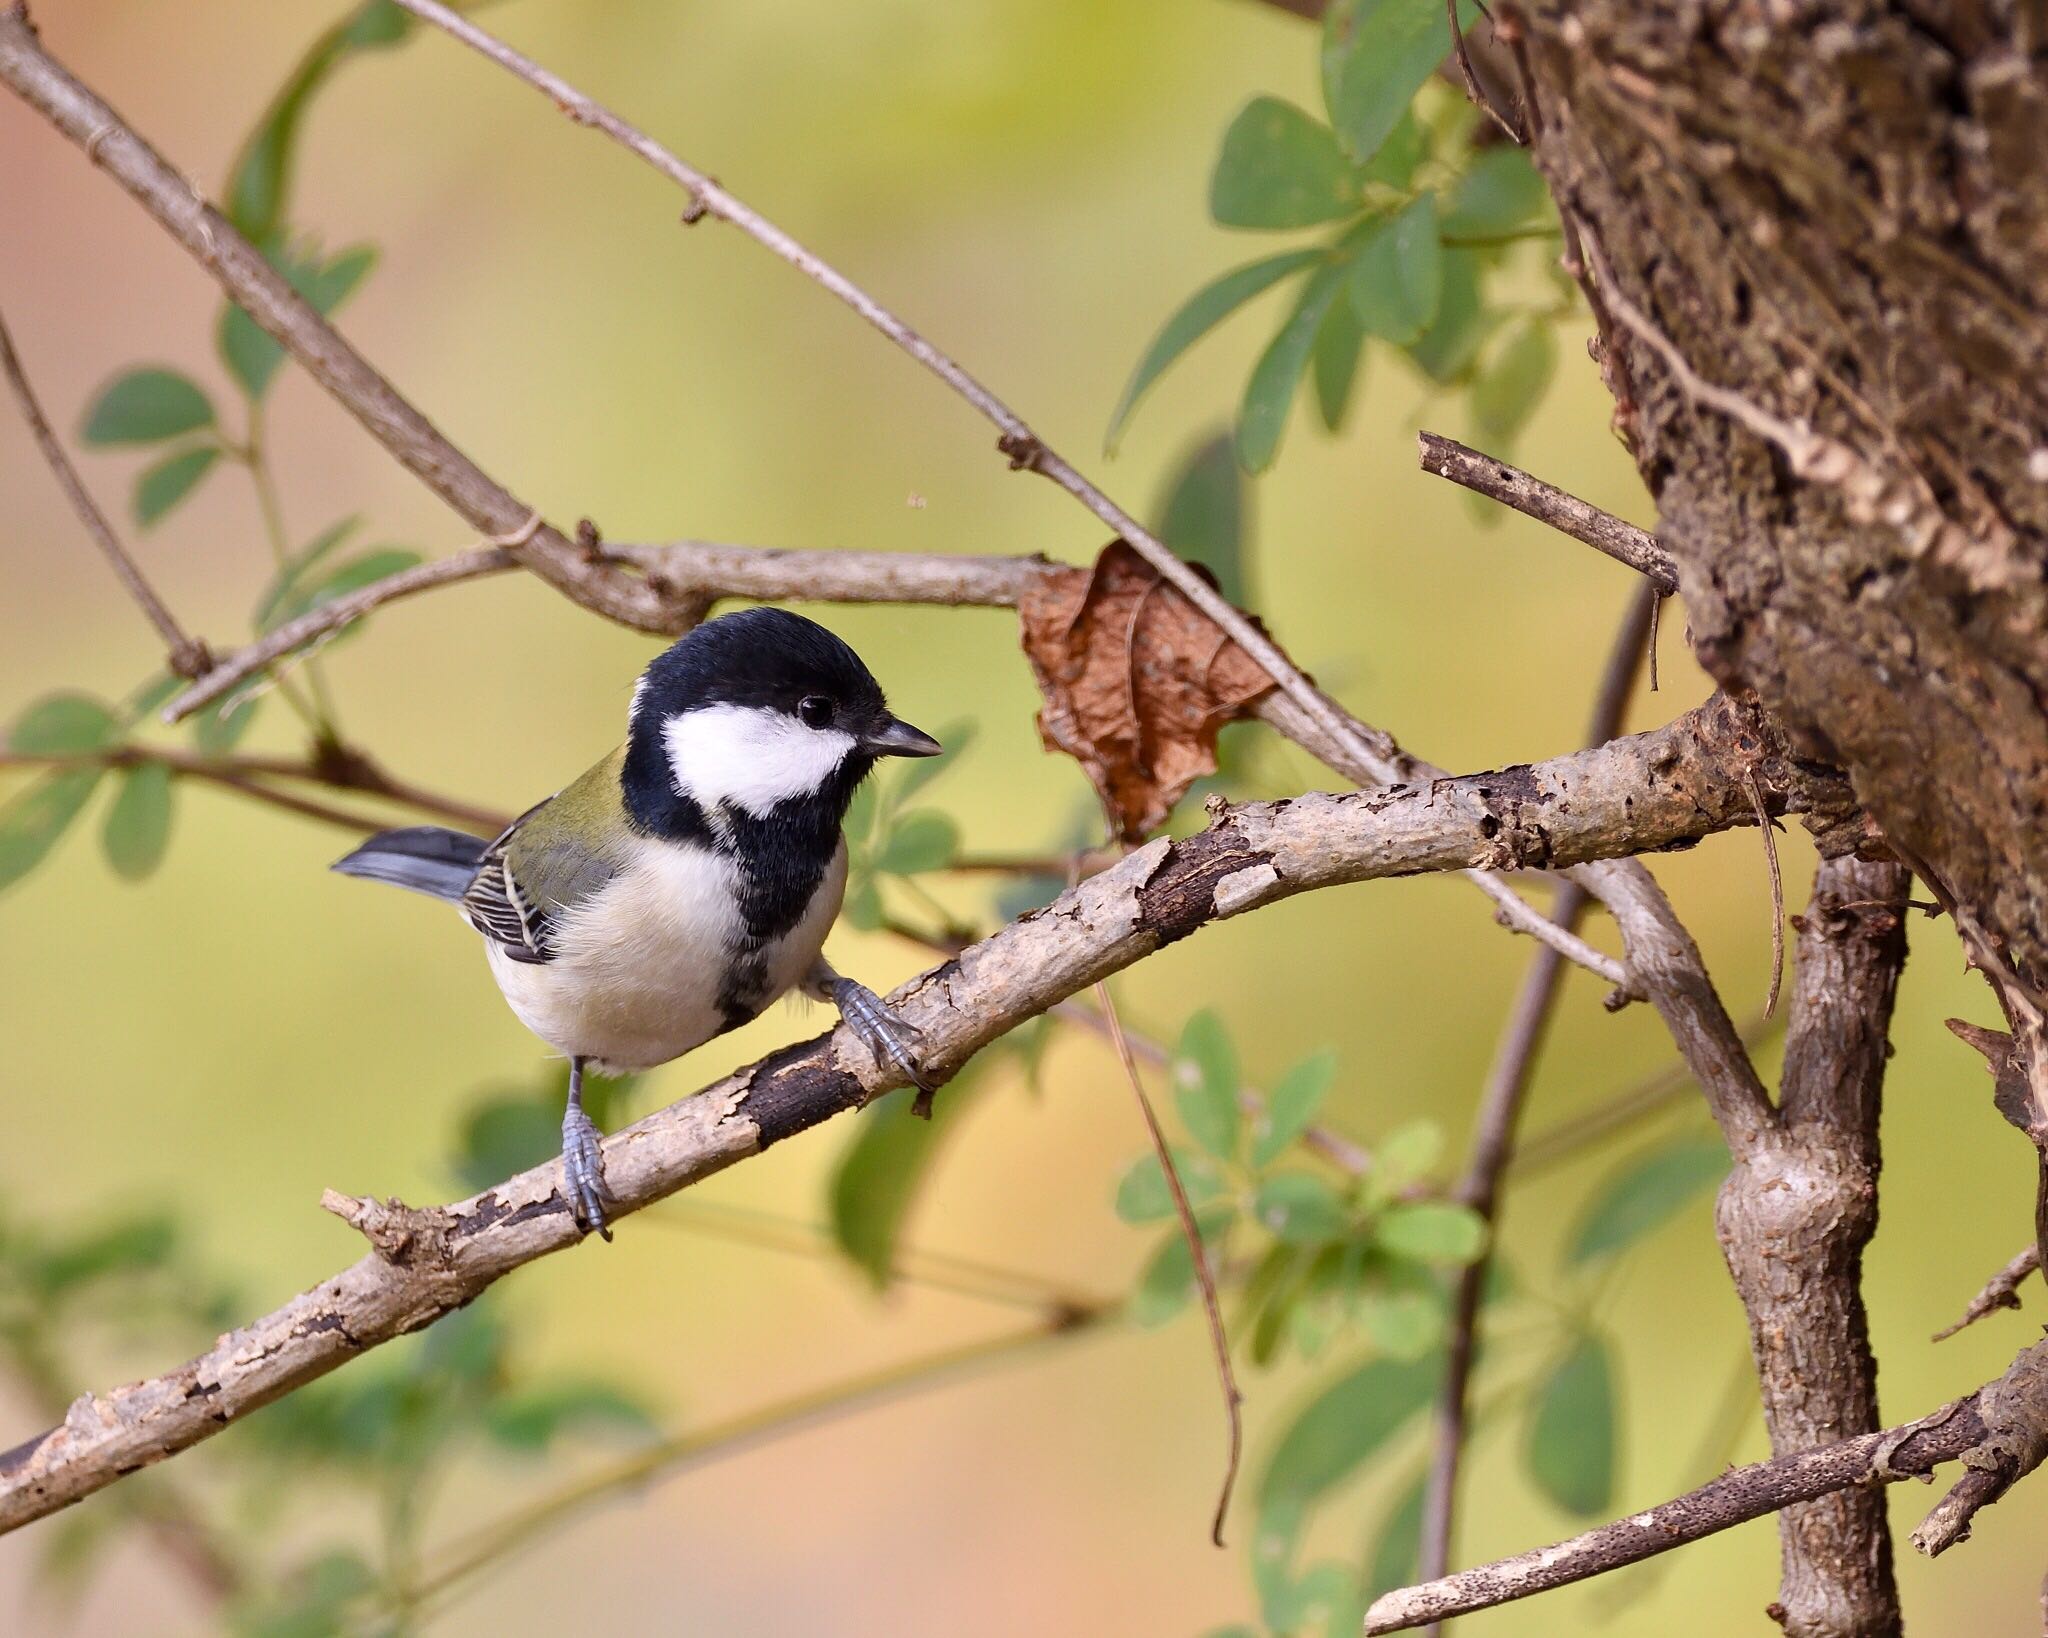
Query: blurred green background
[{"left": 0, "top": 1, "right": 2035, "bottom": 1632}]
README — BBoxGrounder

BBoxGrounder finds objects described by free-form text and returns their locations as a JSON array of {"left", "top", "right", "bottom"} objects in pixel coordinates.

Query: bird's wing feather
[{"left": 461, "top": 750, "right": 630, "bottom": 963}]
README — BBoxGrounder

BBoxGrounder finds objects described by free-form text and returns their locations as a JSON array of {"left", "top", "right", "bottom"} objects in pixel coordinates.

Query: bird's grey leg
[
  {"left": 561, "top": 1056, "right": 614, "bottom": 1241},
  {"left": 803, "top": 957, "right": 933, "bottom": 1101}
]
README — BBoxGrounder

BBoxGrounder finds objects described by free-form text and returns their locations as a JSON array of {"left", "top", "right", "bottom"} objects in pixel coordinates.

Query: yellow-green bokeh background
[{"left": 0, "top": 2, "right": 2033, "bottom": 1632}]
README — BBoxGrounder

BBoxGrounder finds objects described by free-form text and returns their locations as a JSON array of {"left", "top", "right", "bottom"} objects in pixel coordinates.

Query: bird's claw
[
  {"left": 831, "top": 979, "right": 934, "bottom": 1099},
  {"left": 560, "top": 1105, "right": 615, "bottom": 1241}
]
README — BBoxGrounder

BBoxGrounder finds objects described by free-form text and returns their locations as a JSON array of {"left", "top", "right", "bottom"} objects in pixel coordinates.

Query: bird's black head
[{"left": 620, "top": 607, "right": 939, "bottom": 839}]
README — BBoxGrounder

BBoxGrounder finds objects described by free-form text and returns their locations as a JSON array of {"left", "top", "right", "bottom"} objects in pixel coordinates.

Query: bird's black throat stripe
[{"left": 620, "top": 731, "right": 871, "bottom": 1031}]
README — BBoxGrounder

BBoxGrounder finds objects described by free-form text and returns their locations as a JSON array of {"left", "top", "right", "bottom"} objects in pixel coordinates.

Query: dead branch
[{"left": 1416, "top": 431, "right": 1677, "bottom": 592}]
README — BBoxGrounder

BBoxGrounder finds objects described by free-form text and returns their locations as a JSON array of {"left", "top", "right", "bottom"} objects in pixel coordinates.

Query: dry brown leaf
[{"left": 1018, "top": 540, "right": 1279, "bottom": 841}]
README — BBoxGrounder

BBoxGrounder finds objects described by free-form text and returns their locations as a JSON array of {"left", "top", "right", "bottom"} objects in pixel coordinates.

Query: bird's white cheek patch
[{"left": 663, "top": 704, "right": 856, "bottom": 816}]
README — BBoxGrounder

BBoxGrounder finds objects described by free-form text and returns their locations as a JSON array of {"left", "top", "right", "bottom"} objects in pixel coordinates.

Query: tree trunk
[{"left": 1514, "top": 0, "right": 2048, "bottom": 979}]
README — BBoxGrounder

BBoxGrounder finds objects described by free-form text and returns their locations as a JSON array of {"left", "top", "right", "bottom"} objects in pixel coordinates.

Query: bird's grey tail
[{"left": 331, "top": 826, "right": 488, "bottom": 904}]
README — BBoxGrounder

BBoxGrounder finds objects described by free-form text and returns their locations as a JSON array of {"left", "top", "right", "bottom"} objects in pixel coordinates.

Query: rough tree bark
[
  {"left": 1512, "top": 1, "right": 2048, "bottom": 985},
  {"left": 1718, "top": 857, "right": 1911, "bottom": 1637}
]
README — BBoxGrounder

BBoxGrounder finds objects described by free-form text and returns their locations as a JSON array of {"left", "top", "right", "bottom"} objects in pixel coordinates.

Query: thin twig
[
  {"left": 165, "top": 539, "right": 1040, "bottom": 723},
  {"left": 645, "top": 1197, "right": 1108, "bottom": 1316},
  {"left": 1054, "top": 996, "right": 1377, "bottom": 1177},
  {"left": 1416, "top": 431, "right": 1677, "bottom": 593},
  {"left": 1444, "top": 0, "right": 1526, "bottom": 144},
  {"left": 0, "top": 301, "right": 210, "bottom": 675},
  {"left": 389, "top": 0, "right": 1405, "bottom": 792},
  {"left": 1935, "top": 1245, "right": 2041, "bottom": 1342},
  {"left": 1094, "top": 979, "right": 1242, "bottom": 1548},
  {"left": 1417, "top": 583, "right": 1654, "bottom": 1610},
  {"left": 1, "top": 745, "right": 509, "bottom": 835}
]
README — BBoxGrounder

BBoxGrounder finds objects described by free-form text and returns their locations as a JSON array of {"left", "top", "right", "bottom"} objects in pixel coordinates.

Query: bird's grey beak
[{"left": 863, "top": 716, "right": 943, "bottom": 758}]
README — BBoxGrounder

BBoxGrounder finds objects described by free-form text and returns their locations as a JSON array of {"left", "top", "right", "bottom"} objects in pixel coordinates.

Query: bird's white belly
[{"left": 484, "top": 840, "right": 845, "bottom": 1074}]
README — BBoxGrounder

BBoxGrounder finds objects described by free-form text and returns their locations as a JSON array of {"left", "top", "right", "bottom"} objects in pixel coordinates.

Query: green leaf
[
  {"left": 842, "top": 870, "right": 884, "bottom": 931},
  {"left": 1567, "top": 1136, "right": 1727, "bottom": 1266},
  {"left": 0, "top": 770, "right": 102, "bottom": 896},
  {"left": 234, "top": 1549, "right": 380, "bottom": 1638},
  {"left": 1406, "top": 249, "right": 1492, "bottom": 383},
  {"left": 1348, "top": 192, "right": 1441, "bottom": 345},
  {"left": 1472, "top": 318, "right": 1558, "bottom": 443},
  {"left": 226, "top": 4, "right": 414, "bottom": 242},
  {"left": 1131, "top": 1206, "right": 1233, "bottom": 1326},
  {"left": 1375, "top": 1200, "right": 1486, "bottom": 1264},
  {"left": 1310, "top": 295, "right": 1367, "bottom": 433},
  {"left": 1322, "top": 0, "right": 1476, "bottom": 164},
  {"left": 1266, "top": 1561, "right": 1365, "bottom": 1637},
  {"left": 1210, "top": 96, "right": 1361, "bottom": 230},
  {"left": 1444, "top": 148, "right": 1552, "bottom": 239},
  {"left": 254, "top": 516, "right": 362, "bottom": 631},
  {"left": 10, "top": 693, "right": 117, "bottom": 754},
  {"left": 1237, "top": 256, "right": 1350, "bottom": 473},
  {"left": 220, "top": 243, "right": 378, "bottom": 398},
  {"left": 132, "top": 445, "right": 220, "bottom": 527},
  {"left": 873, "top": 809, "right": 959, "bottom": 875},
  {"left": 1257, "top": 1353, "right": 1439, "bottom": 1554},
  {"left": 79, "top": 369, "right": 214, "bottom": 446},
  {"left": 1254, "top": 1172, "right": 1349, "bottom": 1243},
  {"left": 29, "top": 1212, "right": 177, "bottom": 1297},
  {"left": 122, "top": 672, "right": 185, "bottom": 726},
  {"left": 1252, "top": 1050, "right": 1337, "bottom": 1168},
  {"left": 1367, "top": 1471, "right": 1427, "bottom": 1597},
  {"left": 890, "top": 718, "right": 974, "bottom": 805},
  {"left": 1358, "top": 1285, "right": 1443, "bottom": 1358},
  {"left": 1366, "top": 1118, "right": 1443, "bottom": 1201},
  {"left": 1173, "top": 1009, "right": 1240, "bottom": 1162},
  {"left": 830, "top": 1084, "right": 957, "bottom": 1288},
  {"left": 192, "top": 693, "right": 261, "bottom": 755},
  {"left": 31, "top": 1509, "right": 118, "bottom": 1610},
  {"left": 1528, "top": 1328, "right": 1618, "bottom": 1515},
  {"left": 1156, "top": 434, "right": 1247, "bottom": 605},
  {"left": 1363, "top": 109, "right": 1429, "bottom": 188},
  {"left": 1114, "top": 1147, "right": 1227, "bottom": 1223},
  {"left": 483, "top": 1381, "right": 656, "bottom": 1453},
  {"left": 1105, "top": 250, "right": 1320, "bottom": 452},
  {"left": 262, "top": 546, "right": 423, "bottom": 645},
  {"left": 451, "top": 1093, "right": 561, "bottom": 1194},
  {"left": 101, "top": 762, "right": 174, "bottom": 881}
]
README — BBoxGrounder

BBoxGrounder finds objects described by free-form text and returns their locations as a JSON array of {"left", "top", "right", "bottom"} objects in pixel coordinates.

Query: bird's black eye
[{"left": 797, "top": 695, "right": 835, "bottom": 729}]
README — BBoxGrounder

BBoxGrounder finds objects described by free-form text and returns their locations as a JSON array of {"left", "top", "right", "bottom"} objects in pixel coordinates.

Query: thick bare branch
[
  {"left": 0, "top": 300, "right": 209, "bottom": 675},
  {"left": 1728, "top": 858, "right": 1910, "bottom": 1637},
  {"left": 0, "top": 8, "right": 688, "bottom": 638},
  {"left": 0, "top": 705, "right": 1811, "bottom": 1533},
  {"left": 1367, "top": 1336, "right": 2048, "bottom": 1633}
]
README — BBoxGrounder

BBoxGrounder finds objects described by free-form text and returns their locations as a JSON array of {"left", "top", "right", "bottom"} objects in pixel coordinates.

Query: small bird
[{"left": 332, "top": 607, "right": 939, "bottom": 1237}]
